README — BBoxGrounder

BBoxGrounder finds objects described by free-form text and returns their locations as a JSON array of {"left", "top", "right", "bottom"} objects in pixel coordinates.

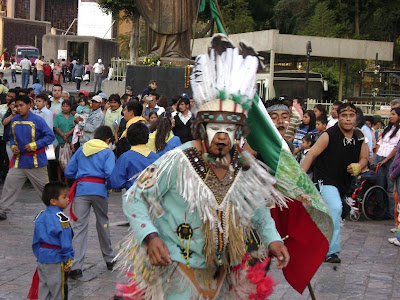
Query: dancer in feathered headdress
[{"left": 114, "top": 34, "right": 289, "bottom": 300}]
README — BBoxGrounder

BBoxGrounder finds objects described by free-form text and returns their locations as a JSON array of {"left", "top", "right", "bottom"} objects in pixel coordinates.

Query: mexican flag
[{"left": 247, "top": 95, "right": 334, "bottom": 294}]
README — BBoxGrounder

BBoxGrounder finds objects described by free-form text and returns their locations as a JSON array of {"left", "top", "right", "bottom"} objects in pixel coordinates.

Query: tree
[
  {"left": 300, "top": 2, "right": 342, "bottom": 37},
  {"left": 97, "top": 0, "right": 140, "bottom": 63}
]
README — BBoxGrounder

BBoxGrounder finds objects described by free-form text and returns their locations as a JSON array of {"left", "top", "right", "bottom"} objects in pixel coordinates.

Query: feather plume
[{"left": 190, "top": 34, "right": 260, "bottom": 112}]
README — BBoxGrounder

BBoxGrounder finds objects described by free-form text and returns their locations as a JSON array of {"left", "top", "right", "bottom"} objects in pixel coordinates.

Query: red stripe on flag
[{"left": 271, "top": 200, "right": 329, "bottom": 294}]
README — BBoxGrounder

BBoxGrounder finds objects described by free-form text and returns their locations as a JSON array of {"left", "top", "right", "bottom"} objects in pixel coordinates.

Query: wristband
[{"left": 144, "top": 232, "right": 159, "bottom": 246}]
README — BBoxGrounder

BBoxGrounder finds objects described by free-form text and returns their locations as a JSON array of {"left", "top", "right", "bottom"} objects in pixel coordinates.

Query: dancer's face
[{"left": 207, "top": 123, "right": 235, "bottom": 158}]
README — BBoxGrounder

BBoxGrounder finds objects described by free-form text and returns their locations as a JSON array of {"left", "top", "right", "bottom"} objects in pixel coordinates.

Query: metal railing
[
  {"left": 306, "top": 98, "right": 390, "bottom": 123},
  {"left": 111, "top": 57, "right": 130, "bottom": 81}
]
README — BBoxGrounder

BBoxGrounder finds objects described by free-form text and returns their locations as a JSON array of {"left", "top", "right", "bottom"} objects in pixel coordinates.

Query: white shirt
[
  {"left": 377, "top": 126, "right": 400, "bottom": 157},
  {"left": 93, "top": 63, "right": 105, "bottom": 74},
  {"left": 20, "top": 58, "right": 32, "bottom": 70},
  {"left": 178, "top": 111, "right": 192, "bottom": 125},
  {"left": 33, "top": 106, "right": 53, "bottom": 130},
  {"left": 10, "top": 62, "right": 17, "bottom": 70}
]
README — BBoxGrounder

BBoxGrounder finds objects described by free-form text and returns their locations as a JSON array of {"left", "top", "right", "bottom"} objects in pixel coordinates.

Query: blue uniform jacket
[
  {"left": 110, "top": 150, "right": 158, "bottom": 190},
  {"left": 64, "top": 147, "right": 115, "bottom": 198},
  {"left": 10, "top": 111, "right": 55, "bottom": 168},
  {"left": 32, "top": 206, "right": 74, "bottom": 264}
]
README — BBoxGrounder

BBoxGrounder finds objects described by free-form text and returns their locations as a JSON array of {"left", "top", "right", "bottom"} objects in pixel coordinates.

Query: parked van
[{"left": 14, "top": 45, "right": 39, "bottom": 73}]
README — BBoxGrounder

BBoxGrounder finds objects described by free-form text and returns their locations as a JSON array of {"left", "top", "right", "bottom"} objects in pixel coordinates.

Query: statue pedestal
[
  {"left": 137, "top": 57, "right": 194, "bottom": 67},
  {"left": 126, "top": 65, "right": 192, "bottom": 100}
]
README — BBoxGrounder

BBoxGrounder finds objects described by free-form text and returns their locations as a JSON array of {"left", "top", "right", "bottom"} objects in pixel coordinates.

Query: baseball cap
[
  {"left": 98, "top": 92, "right": 107, "bottom": 99},
  {"left": 78, "top": 90, "right": 89, "bottom": 98},
  {"left": 181, "top": 93, "right": 189, "bottom": 100},
  {"left": 92, "top": 95, "right": 102, "bottom": 103}
]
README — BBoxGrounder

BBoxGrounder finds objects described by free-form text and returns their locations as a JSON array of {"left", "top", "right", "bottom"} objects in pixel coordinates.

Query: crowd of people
[
  {"left": 0, "top": 39, "right": 399, "bottom": 299},
  {"left": 11, "top": 55, "right": 113, "bottom": 93}
]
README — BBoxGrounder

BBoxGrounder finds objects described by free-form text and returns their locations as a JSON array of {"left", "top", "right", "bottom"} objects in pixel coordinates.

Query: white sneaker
[
  {"left": 388, "top": 237, "right": 397, "bottom": 244},
  {"left": 391, "top": 227, "right": 398, "bottom": 233},
  {"left": 394, "top": 240, "right": 400, "bottom": 247}
]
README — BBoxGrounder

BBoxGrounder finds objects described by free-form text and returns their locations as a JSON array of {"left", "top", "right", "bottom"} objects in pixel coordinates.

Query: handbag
[
  {"left": 83, "top": 74, "right": 90, "bottom": 81},
  {"left": 45, "top": 144, "right": 56, "bottom": 160}
]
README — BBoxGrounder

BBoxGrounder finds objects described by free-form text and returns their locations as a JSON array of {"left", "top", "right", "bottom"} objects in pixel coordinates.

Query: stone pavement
[{"left": 1, "top": 186, "right": 399, "bottom": 300}]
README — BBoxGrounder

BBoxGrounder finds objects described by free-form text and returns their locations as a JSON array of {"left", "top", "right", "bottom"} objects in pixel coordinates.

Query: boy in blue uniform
[
  {"left": 0, "top": 95, "right": 54, "bottom": 220},
  {"left": 30, "top": 182, "right": 74, "bottom": 300},
  {"left": 110, "top": 123, "right": 158, "bottom": 190},
  {"left": 65, "top": 126, "right": 116, "bottom": 278}
]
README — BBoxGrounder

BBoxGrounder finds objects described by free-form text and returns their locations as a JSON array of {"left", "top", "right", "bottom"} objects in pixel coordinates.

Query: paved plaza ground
[{"left": 1, "top": 186, "right": 399, "bottom": 300}]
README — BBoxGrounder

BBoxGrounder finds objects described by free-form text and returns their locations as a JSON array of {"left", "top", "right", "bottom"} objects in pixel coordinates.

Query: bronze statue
[{"left": 135, "top": 0, "right": 198, "bottom": 59}]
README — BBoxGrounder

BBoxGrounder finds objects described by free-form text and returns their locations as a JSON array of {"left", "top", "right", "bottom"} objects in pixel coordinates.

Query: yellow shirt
[{"left": 105, "top": 106, "right": 122, "bottom": 134}]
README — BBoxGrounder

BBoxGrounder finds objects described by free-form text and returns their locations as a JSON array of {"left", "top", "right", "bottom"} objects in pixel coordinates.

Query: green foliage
[
  {"left": 97, "top": 0, "right": 138, "bottom": 20},
  {"left": 214, "top": 0, "right": 255, "bottom": 34},
  {"left": 299, "top": 2, "right": 342, "bottom": 37}
]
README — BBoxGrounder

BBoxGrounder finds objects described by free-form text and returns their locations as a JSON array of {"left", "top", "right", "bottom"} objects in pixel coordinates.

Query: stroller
[{"left": 346, "top": 166, "right": 389, "bottom": 221}]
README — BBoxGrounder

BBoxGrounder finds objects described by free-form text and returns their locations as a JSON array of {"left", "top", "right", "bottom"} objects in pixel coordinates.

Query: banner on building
[{"left": 77, "top": 0, "right": 112, "bottom": 39}]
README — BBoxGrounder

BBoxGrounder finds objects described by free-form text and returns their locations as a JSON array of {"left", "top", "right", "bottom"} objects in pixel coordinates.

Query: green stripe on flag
[{"left": 247, "top": 95, "right": 282, "bottom": 174}]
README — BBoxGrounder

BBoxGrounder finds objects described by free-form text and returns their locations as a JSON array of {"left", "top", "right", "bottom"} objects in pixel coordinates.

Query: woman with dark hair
[
  {"left": 313, "top": 104, "right": 327, "bottom": 118},
  {"left": 147, "top": 112, "right": 181, "bottom": 157},
  {"left": 376, "top": 107, "right": 400, "bottom": 219},
  {"left": 293, "top": 110, "right": 317, "bottom": 149}
]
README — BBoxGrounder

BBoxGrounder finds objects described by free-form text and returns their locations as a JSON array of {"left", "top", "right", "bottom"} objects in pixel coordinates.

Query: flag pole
[{"left": 308, "top": 283, "right": 316, "bottom": 300}]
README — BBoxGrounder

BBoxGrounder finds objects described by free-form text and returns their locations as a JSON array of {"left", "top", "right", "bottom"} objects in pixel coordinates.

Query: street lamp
[{"left": 305, "top": 41, "right": 312, "bottom": 107}]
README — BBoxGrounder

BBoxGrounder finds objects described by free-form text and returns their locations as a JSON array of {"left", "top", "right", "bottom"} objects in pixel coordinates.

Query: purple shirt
[{"left": 389, "top": 141, "right": 400, "bottom": 179}]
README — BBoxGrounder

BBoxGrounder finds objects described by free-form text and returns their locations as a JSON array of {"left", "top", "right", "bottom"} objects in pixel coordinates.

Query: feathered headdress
[{"left": 190, "top": 34, "right": 260, "bottom": 114}]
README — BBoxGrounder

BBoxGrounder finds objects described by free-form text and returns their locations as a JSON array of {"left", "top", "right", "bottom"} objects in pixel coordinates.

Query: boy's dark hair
[
  {"left": 178, "top": 97, "right": 190, "bottom": 106},
  {"left": 365, "top": 115, "right": 375, "bottom": 125},
  {"left": 94, "top": 126, "right": 113, "bottom": 141},
  {"left": 316, "top": 115, "right": 328, "bottom": 124},
  {"left": 53, "top": 83, "right": 63, "bottom": 91},
  {"left": 108, "top": 94, "right": 121, "bottom": 104},
  {"left": 27, "top": 87, "right": 34, "bottom": 94},
  {"left": 150, "top": 91, "right": 159, "bottom": 100},
  {"left": 126, "top": 100, "right": 143, "bottom": 116},
  {"left": 34, "top": 79, "right": 40, "bottom": 84},
  {"left": 36, "top": 94, "right": 48, "bottom": 102},
  {"left": 127, "top": 122, "right": 149, "bottom": 146},
  {"left": 62, "top": 100, "right": 72, "bottom": 107},
  {"left": 333, "top": 101, "right": 343, "bottom": 107},
  {"left": 42, "top": 182, "right": 67, "bottom": 206},
  {"left": 121, "top": 93, "right": 131, "bottom": 102},
  {"left": 149, "top": 80, "right": 157, "bottom": 85},
  {"left": 88, "top": 92, "right": 96, "bottom": 98},
  {"left": 16, "top": 94, "right": 31, "bottom": 104},
  {"left": 3, "top": 79, "right": 8, "bottom": 83}
]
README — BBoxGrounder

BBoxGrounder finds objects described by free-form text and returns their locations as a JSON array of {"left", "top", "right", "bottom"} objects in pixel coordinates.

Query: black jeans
[
  {"left": 0, "top": 137, "right": 9, "bottom": 181},
  {"left": 75, "top": 78, "right": 82, "bottom": 90}
]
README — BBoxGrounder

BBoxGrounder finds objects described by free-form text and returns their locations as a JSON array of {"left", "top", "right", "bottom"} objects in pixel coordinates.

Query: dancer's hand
[
  {"left": 147, "top": 237, "right": 171, "bottom": 267},
  {"left": 269, "top": 241, "right": 290, "bottom": 269}
]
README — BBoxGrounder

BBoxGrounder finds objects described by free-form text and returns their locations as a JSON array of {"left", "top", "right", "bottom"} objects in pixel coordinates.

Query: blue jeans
[
  {"left": 320, "top": 185, "right": 342, "bottom": 256},
  {"left": 11, "top": 69, "right": 16, "bottom": 83},
  {"left": 37, "top": 70, "right": 44, "bottom": 87},
  {"left": 21, "top": 69, "right": 30, "bottom": 88},
  {"left": 375, "top": 155, "right": 394, "bottom": 218}
]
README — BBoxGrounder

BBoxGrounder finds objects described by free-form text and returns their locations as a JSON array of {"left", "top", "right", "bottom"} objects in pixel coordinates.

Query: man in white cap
[
  {"left": 93, "top": 59, "right": 105, "bottom": 93},
  {"left": 75, "top": 95, "right": 105, "bottom": 145}
]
